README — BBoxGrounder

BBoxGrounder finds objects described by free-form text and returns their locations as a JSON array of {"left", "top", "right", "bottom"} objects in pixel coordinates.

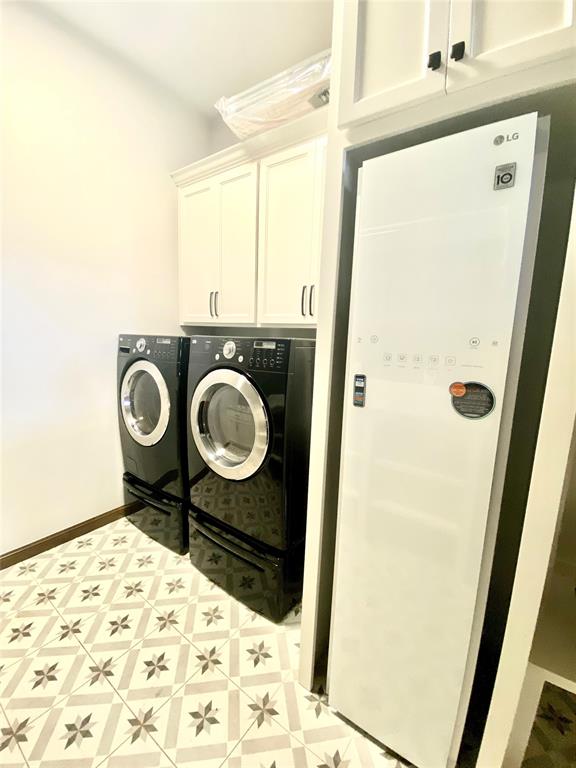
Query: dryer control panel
[
  {"left": 249, "top": 340, "right": 289, "bottom": 372},
  {"left": 189, "top": 337, "right": 290, "bottom": 374}
]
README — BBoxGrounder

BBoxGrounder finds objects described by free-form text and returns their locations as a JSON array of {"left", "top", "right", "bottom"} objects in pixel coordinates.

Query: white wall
[
  {"left": 1, "top": 3, "right": 209, "bottom": 554},
  {"left": 208, "top": 114, "right": 238, "bottom": 153}
]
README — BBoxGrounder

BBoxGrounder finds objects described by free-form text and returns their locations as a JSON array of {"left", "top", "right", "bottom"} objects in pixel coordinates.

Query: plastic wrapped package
[{"left": 214, "top": 50, "right": 330, "bottom": 140}]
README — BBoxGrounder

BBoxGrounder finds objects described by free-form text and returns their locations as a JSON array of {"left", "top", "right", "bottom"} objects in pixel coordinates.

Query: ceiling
[{"left": 41, "top": 0, "right": 333, "bottom": 115}]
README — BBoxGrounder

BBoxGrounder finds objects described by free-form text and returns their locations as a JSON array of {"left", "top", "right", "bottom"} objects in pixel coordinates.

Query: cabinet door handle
[
  {"left": 301, "top": 285, "right": 308, "bottom": 317},
  {"left": 209, "top": 291, "right": 214, "bottom": 317},
  {"left": 215, "top": 291, "right": 220, "bottom": 318},
  {"left": 427, "top": 51, "right": 441, "bottom": 71},
  {"left": 450, "top": 41, "right": 465, "bottom": 61},
  {"left": 309, "top": 284, "right": 316, "bottom": 317}
]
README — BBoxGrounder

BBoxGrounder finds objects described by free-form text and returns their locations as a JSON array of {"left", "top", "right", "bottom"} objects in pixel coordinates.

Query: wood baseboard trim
[{"left": 0, "top": 501, "right": 144, "bottom": 571}]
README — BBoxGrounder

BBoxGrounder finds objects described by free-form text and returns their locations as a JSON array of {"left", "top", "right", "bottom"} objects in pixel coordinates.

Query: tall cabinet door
[
  {"left": 178, "top": 179, "right": 219, "bottom": 324},
  {"left": 215, "top": 163, "right": 258, "bottom": 325},
  {"left": 328, "top": 114, "right": 544, "bottom": 768},
  {"left": 258, "top": 140, "right": 324, "bottom": 326},
  {"left": 448, "top": 0, "right": 576, "bottom": 91},
  {"left": 337, "top": 0, "right": 450, "bottom": 127}
]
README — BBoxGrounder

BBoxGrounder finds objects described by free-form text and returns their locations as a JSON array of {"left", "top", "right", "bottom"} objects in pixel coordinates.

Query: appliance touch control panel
[
  {"left": 190, "top": 337, "right": 290, "bottom": 374},
  {"left": 249, "top": 340, "right": 288, "bottom": 372}
]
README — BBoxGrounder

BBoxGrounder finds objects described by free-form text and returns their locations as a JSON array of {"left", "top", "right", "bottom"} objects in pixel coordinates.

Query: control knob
[
  {"left": 136, "top": 338, "right": 146, "bottom": 352},
  {"left": 223, "top": 341, "right": 236, "bottom": 360}
]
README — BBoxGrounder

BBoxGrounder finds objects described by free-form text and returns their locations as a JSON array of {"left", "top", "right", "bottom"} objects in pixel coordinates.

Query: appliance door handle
[
  {"left": 197, "top": 400, "right": 206, "bottom": 435},
  {"left": 215, "top": 290, "right": 220, "bottom": 318},
  {"left": 209, "top": 291, "right": 214, "bottom": 317},
  {"left": 191, "top": 516, "right": 275, "bottom": 572},
  {"left": 309, "top": 284, "right": 316, "bottom": 317},
  {"left": 301, "top": 284, "right": 308, "bottom": 317}
]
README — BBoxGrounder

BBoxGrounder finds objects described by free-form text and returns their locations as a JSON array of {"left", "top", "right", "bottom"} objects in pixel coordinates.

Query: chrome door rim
[
  {"left": 120, "top": 360, "right": 170, "bottom": 447},
  {"left": 190, "top": 369, "right": 269, "bottom": 481}
]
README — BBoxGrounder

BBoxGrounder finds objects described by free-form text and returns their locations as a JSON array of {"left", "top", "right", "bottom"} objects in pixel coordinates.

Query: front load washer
[
  {"left": 117, "top": 334, "right": 189, "bottom": 554},
  {"left": 186, "top": 335, "right": 315, "bottom": 621}
]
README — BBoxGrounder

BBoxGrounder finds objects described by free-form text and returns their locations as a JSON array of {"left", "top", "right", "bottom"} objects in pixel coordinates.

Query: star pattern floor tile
[
  {"left": 112, "top": 631, "right": 198, "bottom": 712},
  {"left": 0, "top": 607, "right": 63, "bottom": 667},
  {"left": 344, "top": 733, "right": 407, "bottom": 767},
  {"left": 19, "top": 678, "right": 134, "bottom": 767},
  {"left": 0, "top": 580, "right": 38, "bottom": 614},
  {"left": 225, "top": 731, "right": 317, "bottom": 768},
  {"left": 266, "top": 679, "right": 356, "bottom": 760},
  {"left": 0, "top": 634, "right": 97, "bottom": 724},
  {"left": 0, "top": 701, "right": 29, "bottom": 767},
  {"left": 0, "top": 511, "right": 405, "bottom": 768}
]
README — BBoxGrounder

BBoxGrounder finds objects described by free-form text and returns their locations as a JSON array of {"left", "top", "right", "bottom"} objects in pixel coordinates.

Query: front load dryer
[
  {"left": 186, "top": 335, "right": 315, "bottom": 621},
  {"left": 117, "top": 334, "right": 189, "bottom": 554}
]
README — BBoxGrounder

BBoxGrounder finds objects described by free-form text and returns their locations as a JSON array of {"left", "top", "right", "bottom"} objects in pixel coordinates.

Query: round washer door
[
  {"left": 190, "top": 369, "right": 269, "bottom": 481},
  {"left": 120, "top": 360, "right": 171, "bottom": 446}
]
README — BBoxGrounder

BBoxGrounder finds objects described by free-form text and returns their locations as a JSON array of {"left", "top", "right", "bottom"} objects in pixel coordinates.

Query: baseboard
[{"left": 0, "top": 501, "right": 143, "bottom": 571}]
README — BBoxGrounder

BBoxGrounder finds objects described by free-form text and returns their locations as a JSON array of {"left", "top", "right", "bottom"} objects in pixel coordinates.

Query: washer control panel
[
  {"left": 190, "top": 337, "right": 290, "bottom": 373},
  {"left": 118, "top": 335, "right": 179, "bottom": 362}
]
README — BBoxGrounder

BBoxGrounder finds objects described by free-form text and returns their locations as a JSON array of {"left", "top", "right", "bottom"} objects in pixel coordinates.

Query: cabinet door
[
  {"left": 306, "top": 137, "right": 327, "bottom": 322},
  {"left": 178, "top": 179, "right": 219, "bottom": 324},
  {"left": 215, "top": 163, "right": 258, "bottom": 325},
  {"left": 448, "top": 0, "right": 576, "bottom": 91},
  {"left": 337, "top": 0, "right": 450, "bottom": 128},
  {"left": 258, "top": 140, "right": 323, "bottom": 326}
]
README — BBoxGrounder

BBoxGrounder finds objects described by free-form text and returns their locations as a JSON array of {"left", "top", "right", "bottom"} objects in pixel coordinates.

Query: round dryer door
[
  {"left": 120, "top": 360, "right": 170, "bottom": 446},
  {"left": 190, "top": 369, "right": 269, "bottom": 481}
]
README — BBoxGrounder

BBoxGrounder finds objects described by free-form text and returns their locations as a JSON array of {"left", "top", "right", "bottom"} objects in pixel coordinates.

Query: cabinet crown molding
[{"left": 171, "top": 106, "right": 328, "bottom": 188}]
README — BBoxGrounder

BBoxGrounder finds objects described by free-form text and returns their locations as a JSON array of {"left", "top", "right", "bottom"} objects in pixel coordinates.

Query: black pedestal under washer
[{"left": 117, "top": 334, "right": 189, "bottom": 554}]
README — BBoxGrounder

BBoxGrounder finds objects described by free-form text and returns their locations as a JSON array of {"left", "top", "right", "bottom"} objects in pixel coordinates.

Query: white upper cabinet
[
  {"left": 336, "top": 0, "right": 576, "bottom": 128},
  {"left": 179, "top": 178, "right": 219, "bottom": 324},
  {"left": 215, "top": 164, "right": 258, "bottom": 324},
  {"left": 447, "top": 0, "right": 576, "bottom": 92},
  {"left": 178, "top": 163, "right": 257, "bottom": 325},
  {"left": 257, "top": 138, "right": 326, "bottom": 326},
  {"left": 338, "top": 0, "right": 451, "bottom": 127}
]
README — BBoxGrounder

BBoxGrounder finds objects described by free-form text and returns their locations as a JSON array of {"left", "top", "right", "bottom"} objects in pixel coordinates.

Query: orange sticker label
[{"left": 450, "top": 382, "right": 467, "bottom": 398}]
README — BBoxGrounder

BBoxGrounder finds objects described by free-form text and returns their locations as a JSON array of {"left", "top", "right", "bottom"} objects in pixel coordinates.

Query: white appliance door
[{"left": 328, "top": 114, "right": 541, "bottom": 768}]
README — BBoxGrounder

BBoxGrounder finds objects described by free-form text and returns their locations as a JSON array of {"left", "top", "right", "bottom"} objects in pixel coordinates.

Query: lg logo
[{"left": 494, "top": 132, "right": 519, "bottom": 145}]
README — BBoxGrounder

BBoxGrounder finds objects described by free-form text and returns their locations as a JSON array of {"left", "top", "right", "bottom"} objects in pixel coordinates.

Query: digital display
[
  {"left": 353, "top": 374, "right": 367, "bottom": 407},
  {"left": 156, "top": 338, "right": 171, "bottom": 345},
  {"left": 254, "top": 341, "right": 276, "bottom": 350}
]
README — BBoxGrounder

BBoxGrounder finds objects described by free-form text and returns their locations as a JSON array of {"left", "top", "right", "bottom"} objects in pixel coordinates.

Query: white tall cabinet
[
  {"left": 337, "top": 0, "right": 576, "bottom": 127},
  {"left": 328, "top": 115, "right": 544, "bottom": 768},
  {"left": 257, "top": 138, "right": 326, "bottom": 326},
  {"left": 178, "top": 163, "right": 258, "bottom": 325}
]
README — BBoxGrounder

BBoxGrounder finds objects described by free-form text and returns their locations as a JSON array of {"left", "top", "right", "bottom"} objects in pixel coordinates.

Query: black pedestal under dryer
[
  {"left": 186, "top": 335, "right": 315, "bottom": 621},
  {"left": 117, "top": 334, "right": 189, "bottom": 554}
]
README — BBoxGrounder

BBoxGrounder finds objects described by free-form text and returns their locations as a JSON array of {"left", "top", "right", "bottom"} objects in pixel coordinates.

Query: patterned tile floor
[
  {"left": 521, "top": 682, "right": 576, "bottom": 767},
  {"left": 0, "top": 513, "right": 404, "bottom": 768}
]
